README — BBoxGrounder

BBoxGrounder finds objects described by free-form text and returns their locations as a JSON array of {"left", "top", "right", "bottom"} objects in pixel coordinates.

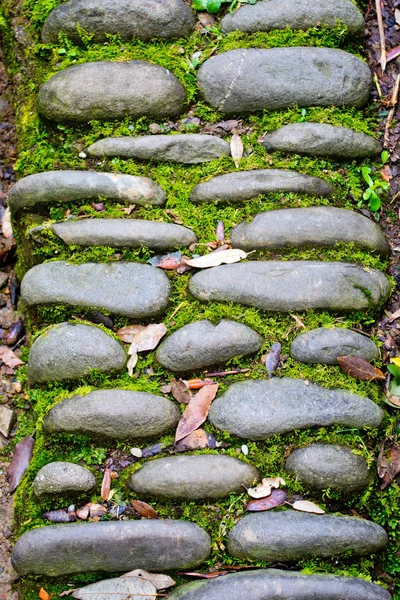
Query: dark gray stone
[
  {"left": 190, "top": 170, "right": 334, "bottom": 205},
  {"left": 197, "top": 48, "right": 371, "bottom": 114},
  {"left": 290, "top": 327, "right": 380, "bottom": 365},
  {"left": 167, "top": 569, "right": 391, "bottom": 600},
  {"left": 87, "top": 134, "right": 230, "bottom": 164},
  {"left": 28, "top": 323, "right": 126, "bottom": 385},
  {"left": 228, "top": 511, "right": 388, "bottom": 561},
  {"left": 189, "top": 261, "right": 390, "bottom": 312},
  {"left": 21, "top": 261, "right": 170, "bottom": 318},
  {"left": 33, "top": 462, "right": 96, "bottom": 498},
  {"left": 8, "top": 171, "right": 165, "bottom": 215},
  {"left": 261, "top": 122, "right": 381, "bottom": 158},
  {"left": 129, "top": 455, "right": 259, "bottom": 499},
  {"left": 42, "top": 0, "right": 195, "bottom": 43},
  {"left": 208, "top": 378, "right": 384, "bottom": 440},
  {"left": 285, "top": 443, "right": 371, "bottom": 491},
  {"left": 11, "top": 520, "right": 211, "bottom": 576},
  {"left": 230, "top": 207, "right": 389, "bottom": 256},
  {"left": 38, "top": 61, "right": 186, "bottom": 123},
  {"left": 43, "top": 389, "right": 181, "bottom": 439},
  {"left": 155, "top": 319, "right": 263, "bottom": 372}
]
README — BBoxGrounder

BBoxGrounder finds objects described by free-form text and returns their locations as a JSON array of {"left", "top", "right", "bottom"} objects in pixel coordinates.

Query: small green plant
[
  {"left": 387, "top": 357, "right": 400, "bottom": 397},
  {"left": 191, "top": 0, "right": 257, "bottom": 14},
  {"left": 359, "top": 151, "right": 390, "bottom": 213}
]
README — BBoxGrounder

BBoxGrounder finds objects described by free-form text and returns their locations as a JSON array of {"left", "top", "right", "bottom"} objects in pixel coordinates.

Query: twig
[
  {"left": 384, "top": 73, "right": 400, "bottom": 147},
  {"left": 376, "top": 0, "right": 387, "bottom": 71},
  {"left": 204, "top": 368, "right": 250, "bottom": 377},
  {"left": 168, "top": 301, "right": 186, "bottom": 322},
  {"left": 373, "top": 72, "right": 383, "bottom": 99}
]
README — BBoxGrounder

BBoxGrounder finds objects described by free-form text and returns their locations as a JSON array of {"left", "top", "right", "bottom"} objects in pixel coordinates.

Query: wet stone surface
[{"left": 33, "top": 462, "right": 96, "bottom": 498}]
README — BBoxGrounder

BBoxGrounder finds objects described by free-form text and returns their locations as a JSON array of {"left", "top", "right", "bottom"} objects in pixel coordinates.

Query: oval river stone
[
  {"left": 33, "top": 462, "right": 96, "bottom": 498},
  {"left": 11, "top": 520, "right": 211, "bottom": 576},
  {"left": 208, "top": 378, "right": 384, "bottom": 440},
  {"left": 43, "top": 389, "right": 181, "bottom": 439}
]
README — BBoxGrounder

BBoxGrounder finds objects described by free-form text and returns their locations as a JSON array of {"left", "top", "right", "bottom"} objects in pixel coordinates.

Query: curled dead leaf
[
  {"left": 131, "top": 499, "right": 159, "bottom": 519},
  {"left": 337, "top": 356, "right": 385, "bottom": 381},
  {"left": 174, "top": 429, "right": 216, "bottom": 451},
  {"left": 247, "top": 476, "right": 286, "bottom": 499}
]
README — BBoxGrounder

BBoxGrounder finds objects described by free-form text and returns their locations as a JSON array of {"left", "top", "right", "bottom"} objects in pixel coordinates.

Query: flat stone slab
[
  {"left": 208, "top": 378, "right": 384, "bottom": 440},
  {"left": 87, "top": 134, "right": 230, "bottom": 164},
  {"left": 50, "top": 219, "right": 197, "bottom": 249},
  {"left": 33, "top": 462, "right": 96, "bottom": 498},
  {"left": 21, "top": 261, "right": 170, "bottom": 318},
  {"left": 8, "top": 171, "right": 165, "bottom": 215},
  {"left": 12, "top": 520, "right": 211, "bottom": 576},
  {"left": 285, "top": 443, "right": 370, "bottom": 492},
  {"left": 230, "top": 207, "right": 389, "bottom": 256},
  {"left": 28, "top": 323, "right": 126, "bottom": 385},
  {"left": 42, "top": 0, "right": 195, "bottom": 43},
  {"left": 38, "top": 61, "right": 186, "bottom": 123},
  {"left": 190, "top": 170, "right": 334, "bottom": 205},
  {"left": 156, "top": 319, "right": 263, "bottom": 372},
  {"left": 198, "top": 48, "right": 371, "bottom": 114},
  {"left": 221, "top": 0, "right": 364, "bottom": 35},
  {"left": 129, "top": 455, "right": 259, "bottom": 499},
  {"left": 43, "top": 389, "right": 181, "bottom": 439},
  {"left": 189, "top": 261, "right": 390, "bottom": 312},
  {"left": 291, "top": 327, "right": 380, "bottom": 365},
  {"left": 168, "top": 569, "right": 391, "bottom": 600},
  {"left": 261, "top": 122, "right": 381, "bottom": 158},
  {"left": 227, "top": 511, "right": 388, "bottom": 562}
]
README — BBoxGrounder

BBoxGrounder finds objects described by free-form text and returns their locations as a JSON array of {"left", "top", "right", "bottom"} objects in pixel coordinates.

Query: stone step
[
  {"left": 129, "top": 455, "right": 259, "bottom": 500},
  {"left": 189, "top": 261, "right": 390, "bottom": 312},
  {"left": 198, "top": 48, "right": 371, "bottom": 114},
  {"left": 42, "top": 0, "right": 195, "bottom": 44},
  {"left": 28, "top": 323, "right": 126, "bottom": 385},
  {"left": 230, "top": 207, "right": 389, "bottom": 256},
  {"left": 190, "top": 169, "right": 334, "bottom": 205},
  {"left": 207, "top": 377, "right": 383, "bottom": 440},
  {"left": 86, "top": 134, "right": 230, "bottom": 164},
  {"left": 33, "top": 462, "right": 96, "bottom": 499},
  {"left": 38, "top": 61, "right": 186, "bottom": 123},
  {"left": 8, "top": 171, "right": 165, "bottom": 215},
  {"left": 11, "top": 520, "right": 211, "bottom": 576},
  {"left": 43, "top": 389, "right": 181, "bottom": 439},
  {"left": 21, "top": 261, "right": 170, "bottom": 318}
]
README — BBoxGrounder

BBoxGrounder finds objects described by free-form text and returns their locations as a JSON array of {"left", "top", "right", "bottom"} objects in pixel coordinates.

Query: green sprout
[
  {"left": 191, "top": 0, "right": 257, "bottom": 14},
  {"left": 359, "top": 151, "right": 390, "bottom": 214}
]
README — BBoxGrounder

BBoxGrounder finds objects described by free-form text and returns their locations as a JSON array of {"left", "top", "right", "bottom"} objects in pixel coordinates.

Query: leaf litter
[
  {"left": 123, "top": 570, "right": 175, "bottom": 590},
  {"left": 72, "top": 576, "right": 158, "bottom": 600},
  {"left": 175, "top": 383, "right": 219, "bottom": 443},
  {"left": 131, "top": 500, "right": 159, "bottom": 519},
  {"left": 246, "top": 489, "right": 287, "bottom": 512},
  {"left": 117, "top": 323, "right": 167, "bottom": 377},
  {"left": 377, "top": 440, "right": 400, "bottom": 489},
  {"left": 7, "top": 434, "right": 35, "bottom": 493},
  {"left": 246, "top": 476, "right": 286, "bottom": 499},
  {"left": 337, "top": 356, "right": 385, "bottom": 381},
  {"left": 184, "top": 249, "right": 247, "bottom": 269}
]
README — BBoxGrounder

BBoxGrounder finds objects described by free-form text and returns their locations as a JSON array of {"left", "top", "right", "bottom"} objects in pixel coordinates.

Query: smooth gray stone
[
  {"left": 167, "top": 569, "right": 391, "bottom": 600},
  {"left": 230, "top": 207, "right": 389, "bottom": 256},
  {"left": 33, "top": 462, "right": 96, "bottom": 498},
  {"left": 156, "top": 319, "right": 263, "bottom": 372},
  {"left": 43, "top": 389, "right": 181, "bottom": 439},
  {"left": 291, "top": 327, "right": 380, "bottom": 365},
  {"left": 221, "top": 0, "right": 364, "bottom": 35},
  {"left": 28, "top": 323, "right": 126, "bottom": 385},
  {"left": 189, "top": 261, "right": 390, "bottom": 312},
  {"left": 261, "top": 122, "right": 381, "bottom": 158},
  {"left": 42, "top": 0, "right": 195, "bottom": 43},
  {"left": 38, "top": 61, "right": 186, "bottom": 123},
  {"left": 21, "top": 261, "right": 170, "bottom": 318},
  {"left": 198, "top": 48, "right": 371, "bottom": 114},
  {"left": 86, "top": 134, "right": 230, "bottom": 164},
  {"left": 207, "top": 377, "right": 384, "bottom": 440},
  {"left": 11, "top": 520, "right": 211, "bottom": 576},
  {"left": 228, "top": 511, "right": 388, "bottom": 561},
  {"left": 51, "top": 219, "right": 197, "bottom": 249},
  {"left": 8, "top": 171, "right": 165, "bottom": 215},
  {"left": 190, "top": 170, "right": 334, "bottom": 204},
  {"left": 129, "top": 455, "right": 259, "bottom": 499},
  {"left": 285, "top": 443, "right": 371, "bottom": 492}
]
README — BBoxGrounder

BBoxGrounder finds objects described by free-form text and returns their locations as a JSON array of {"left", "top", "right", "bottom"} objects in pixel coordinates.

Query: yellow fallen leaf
[{"left": 390, "top": 357, "right": 400, "bottom": 367}]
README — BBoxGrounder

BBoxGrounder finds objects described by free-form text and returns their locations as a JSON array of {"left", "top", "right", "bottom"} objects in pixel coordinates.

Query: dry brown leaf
[
  {"left": 216, "top": 220, "right": 225, "bottom": 243},
  {"left": 100, "top": 468, "right": 112, "bottom": 501},
  {"left": 247, "top": 489, "right": 287, "bottom": 512},
  {"left": 76, "top": 504, "right": 90, "bottom": 520},
  {"left": 385, "top": 390, "right": 400, "bottom": 408},
  {"left": 247, "top": 477, "right": 286, "bottom": 499},
  {"left": 171, "top": 379, "right": 192, "bottom": 405},
  {"left": 175, "top": 383, "right": 219, "bottom": 443},
  {"left": 230, "top": 133, "right": 243, "bottom": 169},
  {"left": 380, "top": 165, "right": 392, "bottom": 182},
  {"left": 263, "top": 343, "right": 281, "bottom": 378},
  {"left": 187, "top": 378, "right": 214, "bottom": 390},
  {"left": 39, "top": 588, "right": 51, "bottom": 600},
  {"left": 1, "top": 208, "right": 13, "bottom": 239},
  {"left": 178, "top": 571, "right": 228, "bottom": 579},
  {"left": 291, "top": 314, "right": 306, "bottom": 328},
  {"left": 337, "top": 356, "right": 385, "bottom": 381},
  {"left": 121, "top": 204, "right": 136, "bottom": 215},
  {"left": 123, "top": 569, "right": 175, "bottom": 590},
  {"left": 72, "top": 576, "right": 156, "bottom": 600},
  {"left": 388, "top": 308, "right": 400, "bottom": 322},
  {"left": 116, "top": 324, "right": 146, "bottom": 343},
  {"left": 0, "top": 346, "right": 24, "bottom": 369},
  {"left": 291, "top": 500, "right": 325, "bottom": 514},
  {"left": 131, "top": 499, "right": 159, "bottom": 519},
  {"left": 87, "top": 503, "right": 107, "bottom": 518},
  {"left": 184, "top": 249, "right": 247, "bottom": 269},
  {"left": 128, "top": 323, "right": 167, "bottom": 353},
  {"left": 7, "top": 434, "right": 35, "bottom": 493},
  {"left": 378, "top": 443, "right": 400, "bottom": 489},
  {"left": 174, "top": 429, "right": 215, "bottom": 451}
]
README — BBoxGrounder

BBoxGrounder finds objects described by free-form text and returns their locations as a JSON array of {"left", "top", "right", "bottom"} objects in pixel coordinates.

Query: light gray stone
[
  {"left": 33, "top": 462, "right": 96, "bottom": 498},
  {"left": 28, "top": 323, "right": 126, "bottom": 385},
  {"left": 207, "top": 378, "right": 384, "bottom": 440},
  {"left": 42, "top": 0, "right": 195, "bottom": 43},
  {"left": 290, "top": 327, "right": 380, "bottom": 365},
  {"left": 11, "top": 520, "right": 211, "bottom": 576},
  {"left": 21, "top": 261, "right": 170, "bottom": 318},
  {"left": 0, "top": 271, "right": 8, "bottom": 288},
  {"left": 87, "top": 134, "right": 230, "bottom": 164},
  {"left": 129, "top": 455, "right": 260, "bottom": 499},
  {"left": 38, "top": 61, "right": 186, "bottom": 123},
  {"left": 230, "top": 207, "right": 389, "bottom": 256},
  {"left": 156, "top": 320, "right": 263, "bottom": 372},
  {"left": 285, "top": 443, "right": 371, "bottom": 491},
  {"left": 43, "top": 389, "right": 181, "bottom": 439},
  {"left": 189, "top": 261, "right": 390, "bottom": 312},
  {"left": 190, "top": 170, "right": 334, "bottom": 204},
  {"left": 198, "top": 48, "right": 371, "bottom": 114},
  {"left": 0, "top": 406, "right": 14, "bottom": 438}
]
